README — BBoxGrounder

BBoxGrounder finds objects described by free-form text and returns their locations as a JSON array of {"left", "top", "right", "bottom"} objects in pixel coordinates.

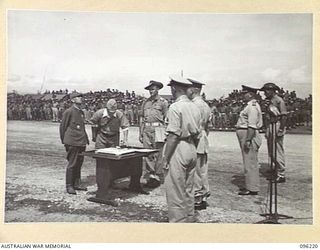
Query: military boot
[
  {"left": 66, "top": 184, "right": 77, "bottom": 195},
  {"left": 74, "top": 178, "right": 88, "bottom": 191}
]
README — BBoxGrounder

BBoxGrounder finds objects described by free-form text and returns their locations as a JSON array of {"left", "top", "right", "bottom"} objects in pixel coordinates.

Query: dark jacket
[{"left": 59, "top": 105, "right": 89, "bottom": 146}]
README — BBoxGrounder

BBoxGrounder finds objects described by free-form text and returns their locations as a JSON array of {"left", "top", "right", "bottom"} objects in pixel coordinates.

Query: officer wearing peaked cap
[
  {"left": 186, "top": 78, "right": 211, "bottom": 210},
  {"left": 260, "top": 82, "right": 287, "bottom": 183},
  {"left": 140, "top": 80, "right": 168, "bottom": 188},
  {"left": 60, "top": 92, "right": 89, "bottom": 195},
  {"left": 236, "top": 85, "right": 263, "bottom": 195},
  {"left": 159, "top": 75, "right": 201, "bottom": 222}
]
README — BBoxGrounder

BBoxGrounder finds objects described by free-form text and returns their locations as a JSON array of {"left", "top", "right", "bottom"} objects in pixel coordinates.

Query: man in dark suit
[{"left": 59, "top": 93, "right": 89, "bottom": 195}]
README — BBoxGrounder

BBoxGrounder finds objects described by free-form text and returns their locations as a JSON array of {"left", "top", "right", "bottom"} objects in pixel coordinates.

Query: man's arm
[
  {"left": 278, "top": 98, "right": 287, "bottom": 135},
  {"left": 139, "top": 102, "right": 146, "bottom": 143},
  {"left": 59, "top": 109, "right": 70, "bottom": 144},
  {"left": 161, "top": 132, "right": 179, "bottom": 168},
  {"left": 119, "top": 111, "right": 130, "bottom": 145}
]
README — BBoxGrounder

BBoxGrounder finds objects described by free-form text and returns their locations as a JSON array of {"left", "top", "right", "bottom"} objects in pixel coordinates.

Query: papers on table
[
  {"left": 95, "top": 147, "right": 158, "bottom": 156},
  {"left": 95, "top": 147, "right": 136, "bottom": 155}
]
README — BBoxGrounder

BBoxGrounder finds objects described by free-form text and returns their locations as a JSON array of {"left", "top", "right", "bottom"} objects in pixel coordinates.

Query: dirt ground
[{"left": 5, "top": 120, "right": 312, "bottom": 224}]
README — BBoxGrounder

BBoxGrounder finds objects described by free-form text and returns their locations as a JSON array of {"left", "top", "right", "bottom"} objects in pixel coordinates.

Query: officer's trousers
[
  {"left": 143, "top": 126, "right": 163, "bottom": 180},
  {"left": 52, "top": 107, "right": 58, "bottom": 122},
  {"left": 266, "top": 123, "right": 286, "bottom": 177},
  {"left": 236, "top": 130, "right": 260, "bottom": 192},
  {"left": 164, "top": 141, "right": 197, "bottom": 223},
  {"left": 194, "top": 154, "right": 210, "bottom": 201},
  {"left": 65, "top": 145, "right": 86, "bottom": 187}
]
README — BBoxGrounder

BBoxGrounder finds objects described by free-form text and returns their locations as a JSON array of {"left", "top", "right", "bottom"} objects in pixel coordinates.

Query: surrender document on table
[{"left": 95, "top": 147, "right": 157, "bottom": 155}]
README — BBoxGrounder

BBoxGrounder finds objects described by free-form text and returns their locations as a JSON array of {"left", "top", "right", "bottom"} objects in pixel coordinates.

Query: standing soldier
[
  {"left": 236, "top": 85, "right": 263, "bottom": 195},
  {"left": 159, "top": 76, "right": 201, "bottom": 222},
  {"left": 260, "top": 83, "right": 287, "bottom": 183},
  {"left": 187, "top": 78, "right": 211, "bottom": 210},
  {"left": 59, "top": 93, "right": 89, "bottom": 195},
  {"left": 52, "top": 100, "right": 59, "bottom": 122},
  {"left": 139, "top": 80, "right": 168, "bottom": 188}
]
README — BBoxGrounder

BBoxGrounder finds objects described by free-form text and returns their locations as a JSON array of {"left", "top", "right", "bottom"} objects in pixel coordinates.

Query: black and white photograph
[{"left": 5, "top": 10, "right": 312, "bottom": 225}]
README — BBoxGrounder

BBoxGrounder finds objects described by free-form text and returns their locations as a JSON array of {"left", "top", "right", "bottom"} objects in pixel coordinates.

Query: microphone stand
[{"left": 257, "top": 120, "right": 293, "bottom": 224}]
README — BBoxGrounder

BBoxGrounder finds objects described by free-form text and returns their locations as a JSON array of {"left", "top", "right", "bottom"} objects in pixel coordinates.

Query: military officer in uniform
[
  {"left": 59, "top": 93, "right": 89, "bottom": 195},
  {"left": 260, "top": 83, "right": 287, "bottom": 183},
  {"left": 236, "top": 85, "right": 263, "bottom": 195},
  {"left": 89, "top": 99, "right": 129, "bottom": 149},
  {"left": 186, "top": 78, "right": 211, "bottom": 210},
  {"left": 139, "top": 80, "right": 168, "bottom": 188},
  {"left": 159, "top": 76, "right": 201, "bottom": 223}
]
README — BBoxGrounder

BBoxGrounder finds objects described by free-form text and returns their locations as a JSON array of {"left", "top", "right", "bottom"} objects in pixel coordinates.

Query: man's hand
[
  {"left": 265, "top": 129, "right": 269, "bottom": 139},
  {"left": 139, "top": 134, "right": 143, "bottom": 144},
  {"left": 244, "top": 140, "right": 251, "bottom": 153},
  {"left": 158, "top": 156, "right": 169, "bottom": 170},
  {"left": 277, "top": 128, "right": 285, "bottom": 137}
]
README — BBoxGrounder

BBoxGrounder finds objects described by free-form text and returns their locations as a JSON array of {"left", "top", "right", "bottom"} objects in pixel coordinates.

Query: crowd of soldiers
[
  {"left": 7, "top": 86, "right": 312, "bottom": 131},
  {"left": 209, "top": 88, "right": 312, "bottom": 130},
  {"left": 7, "top": 88, "right": 145, "bottom": 126}
]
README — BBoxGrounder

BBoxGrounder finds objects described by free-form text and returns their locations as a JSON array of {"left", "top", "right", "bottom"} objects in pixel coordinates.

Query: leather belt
[
  {"left": 145, "top": 122, "right": 161, "bottom": 127},
  {"left": 236, "top": 127, "right": 260, "bottom": 130}
]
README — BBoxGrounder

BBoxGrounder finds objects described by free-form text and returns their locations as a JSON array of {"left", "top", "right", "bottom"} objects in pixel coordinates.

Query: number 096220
[{"left": 300, "top": 244, "right": 318, "bottom": 248}]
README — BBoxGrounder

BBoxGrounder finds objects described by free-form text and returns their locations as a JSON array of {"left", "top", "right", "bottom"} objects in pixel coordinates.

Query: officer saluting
[
  {"left": 160, "top": 76, "right": 201, "bottom": 223},
  {"left": 59, "top": 93, "right": 89, "bottom": 195},
  {"left": 236, "top": 85, "right": 263, "bottom": 195},
  {"left": 260, "top": 83, "right": 287, "bottom": 183},
  {"left": 140, "top": 80, "right": 168, "bottom": 188}
]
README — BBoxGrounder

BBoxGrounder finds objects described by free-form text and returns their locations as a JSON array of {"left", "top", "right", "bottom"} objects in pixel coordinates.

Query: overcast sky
[{"left": 7, "top": 11, "right": 312, "bottom": 99}]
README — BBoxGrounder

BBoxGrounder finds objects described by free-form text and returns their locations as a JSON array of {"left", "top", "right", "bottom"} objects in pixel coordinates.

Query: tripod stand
[{"left": 257, "top": 121, "right": 293, "bottom": 224}]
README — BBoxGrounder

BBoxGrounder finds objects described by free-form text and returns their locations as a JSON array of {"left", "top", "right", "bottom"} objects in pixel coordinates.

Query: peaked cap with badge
[
  {"left": 167, "top": 75, "right": 193, "bottom": 87},
  {"left": 187, "top": 78, "right": 205, "bottom": 88},
  {"left": 241, "top": 85, "right": 259, "bottom": 94}
]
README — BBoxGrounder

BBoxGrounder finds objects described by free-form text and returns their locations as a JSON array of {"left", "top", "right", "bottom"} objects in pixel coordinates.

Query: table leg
[
  {"left": 129, "top": 158, "right": 142, "bottom": 189},
  {"left": 87, "top": 158, "right": 119, "bottom": 206},
  {"left": 95, "top": 158, "right": 113, "bottom": 199}
]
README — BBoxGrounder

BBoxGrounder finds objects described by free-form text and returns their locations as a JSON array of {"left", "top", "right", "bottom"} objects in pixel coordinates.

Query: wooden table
[{"left": 82, "top": 148, "right": 158, "bottom": 206}]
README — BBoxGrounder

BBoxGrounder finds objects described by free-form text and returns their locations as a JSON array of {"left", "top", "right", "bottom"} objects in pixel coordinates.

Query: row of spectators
[
  {"left": 209, "top": 88, "right": 312, "bottom": 130},
  {"left": 7, "top": 87, "right": 312, "bottom": 130}
]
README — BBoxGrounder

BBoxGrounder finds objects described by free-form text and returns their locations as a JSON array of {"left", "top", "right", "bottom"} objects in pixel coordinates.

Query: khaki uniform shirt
[
  {"left": 192, "top": 96, "right": 211, "bottom": 154},
  {"left": 166, "top": 95, "right": 201, "bottom": 139},
  {"left": 266, "top": 94, "right": 287, "bottom": 126},
  {"left": 142, "top": 95, "right": 168, "bottom": 124},
  {"left": 90, "top": 108, "right": 129, "bottom": 135},
  {"left": 236, "top": 99, "right": 263, "bottom": 129},
  {"left": 270, "top": 94, "right": 287, "bottom": 115}
]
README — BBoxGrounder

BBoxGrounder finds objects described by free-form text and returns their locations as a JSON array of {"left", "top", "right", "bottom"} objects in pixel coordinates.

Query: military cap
[
  {"left": 260, "top": 82, "right": 280, "bottom": 91},
  {"left": 144, "top": 80, "right": 164, "bottom": 90},
  {"left": 167, "top": 75, "right": 193, "bottom": 87},
  {"left": 106, "top": 98, "right": 117, "bottom": 111},
  {"left": 69, "top": 92, "right": 83, "bottom": 99},
  {"left": 241, "top": 85, "right": 259, "bottom": 94},
  {"left": 187, "top": 78, "right": 205, "bottom": 88}
]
